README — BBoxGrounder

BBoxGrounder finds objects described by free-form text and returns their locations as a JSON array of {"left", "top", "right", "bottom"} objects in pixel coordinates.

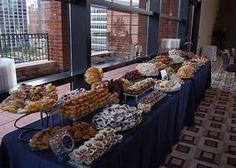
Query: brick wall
[
  {"left": 106, "top": 0, "right": 147, "bottom": 57},
  {"left": 159, "top": 0, "right": 179, "bottom": 39},
  {"left": 28, "top": 1, "right": 70, "bottom": 73},
  {"left": 16, "top": 61, "right": 59, "bottom": 81},
  {"left": 138, "top": 0, "right": 148, "bottom": 56},
  {"left": 43, "top": 1, "right": 70, "bottom": 72}
]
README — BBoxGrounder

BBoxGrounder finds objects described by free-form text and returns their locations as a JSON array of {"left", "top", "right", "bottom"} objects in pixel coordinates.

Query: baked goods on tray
[
  {"left": 176, "top": 65, "right": 194, "bottom": 79},
  {"left": 155, "top": 61, "right": 167, "bottom": 71},
  {"left": 182, "top": 61, "right": 198, "bottom": 72},
  {"left": 191, "top": 56, "right": 208, "bottom": 67},
  {"left": 122, "top": 70, "right": 142, "bottom": 81},
  {"left": 29, "top": 122, "right": 97, "bottom": 150},
  {"left": 155, "top": 80, "right": 182, "bottom": 93},
  {"left": 124, "top": 78, "right": 155, "bottom": 95},
  {"left": 136, "top": 63, "right": 159, "bottom": 76},
  {"left": 169, "top": 55, "right": 185, "bottom": 63},
  {"left": 84, "top": 67, "right": 103, "bottom": 85},
  {"left": 58, "top": 87, "right": 109, "bottom": 118},
  {"left": 155, "top": 55, "right": 172, "bottom": 64},
  {"left": 168, "top": 49, "right": 183, "bottom": 56},
  {"left": 69, "top": 127, "right": 122, "bottom": 165},
  {"left": 137, "top": 91, "right": 166, "bottom": 113},
  {"left": 92, "top": 104, "right": 143, "bottom": 131},
  {"left": 0, "top": 83, "right": 58, "bottom": 113},
  {"left": 182, "top": 51, "right": 197, "bottom": 59},
  {"left": 168, "top": 63, "right": 182, "bottom": 72}
]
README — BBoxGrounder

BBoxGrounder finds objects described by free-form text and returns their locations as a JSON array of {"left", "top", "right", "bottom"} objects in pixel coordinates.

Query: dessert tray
[
  {"left": 155, "top": 61, "right": 168, "bottom": 71},
  {"left": 92, "top": 104, "right": 143, "bottom": 132},
  {"left": 123, "top": 78, "right": 155, "bottom": 102},
  {"left": 69, "top": 127, "right": 123, "bottom": 166},
  {"left": 122, "top": 69, "right": 142, "bottom": 82},
  {"left": 155, "top": 55, "right": 172, "bottom": 65},
  {"left": 176, "top": 65, "right": 195, "bottom": 79},
  {"left": 0, "top": 83, "right": 58, "bottom": 114},
  {"left": 155, "top": 80, "right": 182, "bottom": 93},
  {"left": 0, "top": 83, "right": 59, "bottom": 132},
  {"left": 123, "top": 86, "right": 154, "bottom": 103},
  {"left": 29, "top": 121, "right": 97, "bottom": 150},
  {"left": 58, "top": 87, "right": 109, "bottom": 120},
  {"left": 191, "top": 57, "right": 208, "bottom": 67},
  {"left": 137, "top": 91, "right": 166, "bottom": 113},
  {"left": 169, "top": 55, "right": 185, "bottom": 63},
  {"left": 136, "top": 63, "right": 159, "bottom": 77},
  {"left": 168, "top": 49, "right": 183, "bottom": 56}
]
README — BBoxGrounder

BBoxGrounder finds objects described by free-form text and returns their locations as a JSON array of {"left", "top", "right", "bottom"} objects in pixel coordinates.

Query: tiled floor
[{"left": 160, "top": 58, "right": 236, "bottom": 167}]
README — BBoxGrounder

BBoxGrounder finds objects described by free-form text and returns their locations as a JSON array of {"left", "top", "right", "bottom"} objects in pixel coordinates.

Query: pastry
[
  {"left": 122, "top": 70, "right": 142, "bottom": 81},
  {"left": 136, "top": 63, "right": 159, "bottom": 76},
  {"left": 155, "top": 55, "right": 172, "bottom": 64},
  {"left": 0, "top": 83, "right": 58, "bottom": 113},
  {"left": 155, "top": 61, "right": 167, "bottom": 70},
  {"left": 70, "top": 128, "right": 122, "bottom": 165},
  {"left": 176, "top": 65, "right": 194, "bottom": 79},
  {"left": 138, "top": 91, "right": 166, "bottom": 113},
  {"left": 29, "top": 121, "right": 96, "bottom": 150},
  {"left": 124, "top": 78, "right": 155, "bottom": 95},
  {"left": 59, "top": 88, "right": 109, "bottom": 118},
  {"left": 84, "top": 67, "right": 103, "bottom": 85}
]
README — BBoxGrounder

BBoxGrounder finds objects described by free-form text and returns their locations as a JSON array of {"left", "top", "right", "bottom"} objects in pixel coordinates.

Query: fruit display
[
  {"left": 0, "top": 83, "right": 58, "bottom": 113},
  {"left": 122, "top": 70, "right": 142, "bottom": 81},
  {"left": 69, "top": 127, "right": 122, "bottom": 165},
  {"left": 137, "top": 91, "right": 166, "bottom": 113},
  {"left": 92, "top": 104, "right": 143, "bottom": 131},
  {"left": 29, "top": 121, "right": 97, "bottom": 150},
  {"left": 155, "top": 55, "right": 172, "bottom": 64},
  {"left": 124, "top": 78, "right": 155, "bottom": 95},
  {"left": 136, "top": 63, "right": 159, "bottom": 76},
  {"left": 84, "top": 67, "right": 103, "bottom": 85},
  {"left": 58, "top": 87, "right": 109, "bottom": 118}
]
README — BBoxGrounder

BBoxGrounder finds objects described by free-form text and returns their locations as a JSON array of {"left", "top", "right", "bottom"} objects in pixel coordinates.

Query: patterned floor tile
[
  {"left": 220, "top": 153, "right": 236, "bottom": 168},
  {"left": 160, "top": 70, "right": 236, "bottom": 168},
  {"left": 189, "top": 159, "right": 219, "bottom": 168}
]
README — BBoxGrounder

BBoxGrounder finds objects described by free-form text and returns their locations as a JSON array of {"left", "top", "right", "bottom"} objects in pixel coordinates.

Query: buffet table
[{"left": 0, "top": 63, "right": 211, "bottom": 168}]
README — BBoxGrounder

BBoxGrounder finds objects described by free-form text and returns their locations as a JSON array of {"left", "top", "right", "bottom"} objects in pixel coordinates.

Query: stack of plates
[{"left": 0, "top": 58, "right": 17, "bottom": 94}]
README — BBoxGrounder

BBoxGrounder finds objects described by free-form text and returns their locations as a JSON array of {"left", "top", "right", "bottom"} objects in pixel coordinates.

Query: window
[
  {"left": 0, "top": 0, "right": 70, "bottom": 82},
  {"left": 159, "top": 0, "right": 180, "bottom": 52},
  {"left": 90, "top": 3, "right": 148, "bottom": 68},
  {"left": 105, "top": 0, "right": 146, "bottom": 9}
]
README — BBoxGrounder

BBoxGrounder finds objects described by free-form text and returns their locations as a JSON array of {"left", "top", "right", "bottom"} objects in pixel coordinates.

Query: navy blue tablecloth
[{"left": 0, "top": 63, "right": 211, "bottom": 168}]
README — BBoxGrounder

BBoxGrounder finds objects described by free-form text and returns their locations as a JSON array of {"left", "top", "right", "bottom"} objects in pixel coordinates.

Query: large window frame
[
  {"left": 20, "top": 0, "right": 195, "bottom": 91},
  {"left": 69, "top": 0, "right": 159, "bottom": 89}
]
